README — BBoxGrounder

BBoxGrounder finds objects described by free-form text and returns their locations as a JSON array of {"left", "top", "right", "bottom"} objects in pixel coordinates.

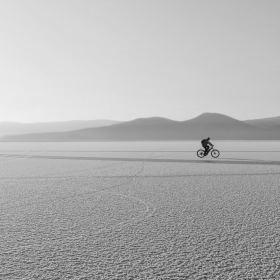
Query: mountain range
[
  {"left": 0, "top": 120, "right": 121, "bottom": 137},
  {"left": 244, "top": 116, "right": 280, "bottom": 129},
  {"left": 1, "top": 113, "right": 280, "bottom": 141}
]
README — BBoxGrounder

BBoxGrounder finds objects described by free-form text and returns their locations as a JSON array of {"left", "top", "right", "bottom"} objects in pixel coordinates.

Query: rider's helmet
[{"left": 207, "top": 137, "right": 210, "bottom": 140}]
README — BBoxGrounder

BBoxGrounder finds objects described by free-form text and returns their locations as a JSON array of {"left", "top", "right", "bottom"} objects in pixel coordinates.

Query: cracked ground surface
[{"left": 1, "top": 142, "right": 280, "bottom": 279}]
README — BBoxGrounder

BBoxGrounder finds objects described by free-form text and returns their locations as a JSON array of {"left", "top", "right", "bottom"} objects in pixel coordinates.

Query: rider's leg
[{"left": 204, "top": 145, "right": 209, "bottom": 154}]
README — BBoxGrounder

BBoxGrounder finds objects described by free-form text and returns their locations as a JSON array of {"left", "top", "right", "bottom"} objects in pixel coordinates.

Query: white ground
[{"left": 1, "top": 142, "right": 280, "bottom": 280}]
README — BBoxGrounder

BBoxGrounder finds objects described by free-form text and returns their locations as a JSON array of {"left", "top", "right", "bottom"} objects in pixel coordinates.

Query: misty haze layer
[
  {"left": 1, "top": 113, "right": 280, "bottom": 141},
  {"left": 0, "top": 120, "right": 121, "bottom": 137}
]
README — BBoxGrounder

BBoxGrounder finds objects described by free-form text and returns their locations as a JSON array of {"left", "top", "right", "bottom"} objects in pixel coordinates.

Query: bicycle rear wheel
[
  {"left": 211, "top": 149, "right": 220, "bottom": 158},
  {"left": 197, "top": 149, "right": 205, "bottom": 158}
]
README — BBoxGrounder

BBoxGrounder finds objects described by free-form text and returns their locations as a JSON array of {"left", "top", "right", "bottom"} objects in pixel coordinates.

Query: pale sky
[{"left": 0, "top": 0, "right": 279, "bottom": 122}]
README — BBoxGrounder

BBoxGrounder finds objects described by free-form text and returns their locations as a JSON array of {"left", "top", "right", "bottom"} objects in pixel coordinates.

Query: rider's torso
[{"left": 201, "top": 139, "right": 209, "bottom": 146}]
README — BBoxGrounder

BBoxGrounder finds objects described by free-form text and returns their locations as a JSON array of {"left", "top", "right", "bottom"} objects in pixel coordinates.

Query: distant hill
[
  {"left": 0, "top": 120, "right": 121, "bottom": 137},
  {"left": 1, "top": 113, "right": 280, "bottom": 141},
  {"left": 244, "top": 116, "right": 280, "bottom": 129}
]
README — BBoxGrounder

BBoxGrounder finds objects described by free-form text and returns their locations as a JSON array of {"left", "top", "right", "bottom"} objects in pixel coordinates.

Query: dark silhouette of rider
[{"left": 201, "top": 137, "right": 213, "bottom": 155}]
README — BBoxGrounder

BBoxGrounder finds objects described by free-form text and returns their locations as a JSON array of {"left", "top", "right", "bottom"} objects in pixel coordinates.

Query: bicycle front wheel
[
  {"left": 211, "top": 149, "right": 220, "bottom": 158},
  {"left": 197, "top": 149, "right": 205, "bottom": 158}
]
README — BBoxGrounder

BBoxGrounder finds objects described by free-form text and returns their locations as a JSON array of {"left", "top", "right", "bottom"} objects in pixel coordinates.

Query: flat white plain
[{"left": 1, "top": 142, "right": 280, "bottom": 279}]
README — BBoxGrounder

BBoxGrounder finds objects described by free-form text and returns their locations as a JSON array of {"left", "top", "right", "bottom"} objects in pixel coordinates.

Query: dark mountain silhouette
[
  {"left": 244, "top": 116, "right": 280, "bottom": 129},
  {"left": 0, "top": 120, "right": 121, "bottom": 137},
  {"left": 1, "top": 113, "right": 280, "bottom": 141}
]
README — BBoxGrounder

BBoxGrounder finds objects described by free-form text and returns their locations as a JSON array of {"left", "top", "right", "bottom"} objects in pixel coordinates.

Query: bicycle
[{"left": 197, "top": 146, "right": 220, "bottom": 158}]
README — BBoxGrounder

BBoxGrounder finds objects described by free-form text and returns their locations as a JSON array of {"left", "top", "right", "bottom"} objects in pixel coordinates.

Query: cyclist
[{"left": 201, "top": 137, "right": 214, "bottom": 155}]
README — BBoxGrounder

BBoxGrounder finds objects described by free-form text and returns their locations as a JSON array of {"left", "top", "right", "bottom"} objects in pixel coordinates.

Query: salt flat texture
[{"left": 1, "top": 142, "right": 280, "bottom": 279}]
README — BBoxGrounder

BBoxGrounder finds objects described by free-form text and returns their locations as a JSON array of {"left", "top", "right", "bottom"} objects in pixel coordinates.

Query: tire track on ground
[
  {"left": 83, "top": 150, "right": 160, "bottom": 236},
  {"left": 1, "top": 151, "right": 160, "bottom": 234},
  {"left": 0, "top": 149, "right": 52, "bottom": 163}
]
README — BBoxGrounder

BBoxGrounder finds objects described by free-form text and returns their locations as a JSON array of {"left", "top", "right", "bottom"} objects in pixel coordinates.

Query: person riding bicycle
[{"left": 201, "top": 137, "right": 213, "bottom": 155}]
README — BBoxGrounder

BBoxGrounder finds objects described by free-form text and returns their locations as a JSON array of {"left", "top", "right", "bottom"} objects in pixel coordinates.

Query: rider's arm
[{"left": 208, "top": 141, "right": 214, "bottom": 147}]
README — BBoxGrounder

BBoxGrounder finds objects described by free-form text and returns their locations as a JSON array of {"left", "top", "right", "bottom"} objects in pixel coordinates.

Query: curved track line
[
  {"left": 1, "top": 151, "right": 160, "bottom": 231},
  {"left": 69, "top": 150, "right": 160, "bottom": 237},
  {"left": 88, "top": 192, "right": 156, "bottom": 239},
  {"left": 84, "top": 150, "right": 160, "bottom": 235}
]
